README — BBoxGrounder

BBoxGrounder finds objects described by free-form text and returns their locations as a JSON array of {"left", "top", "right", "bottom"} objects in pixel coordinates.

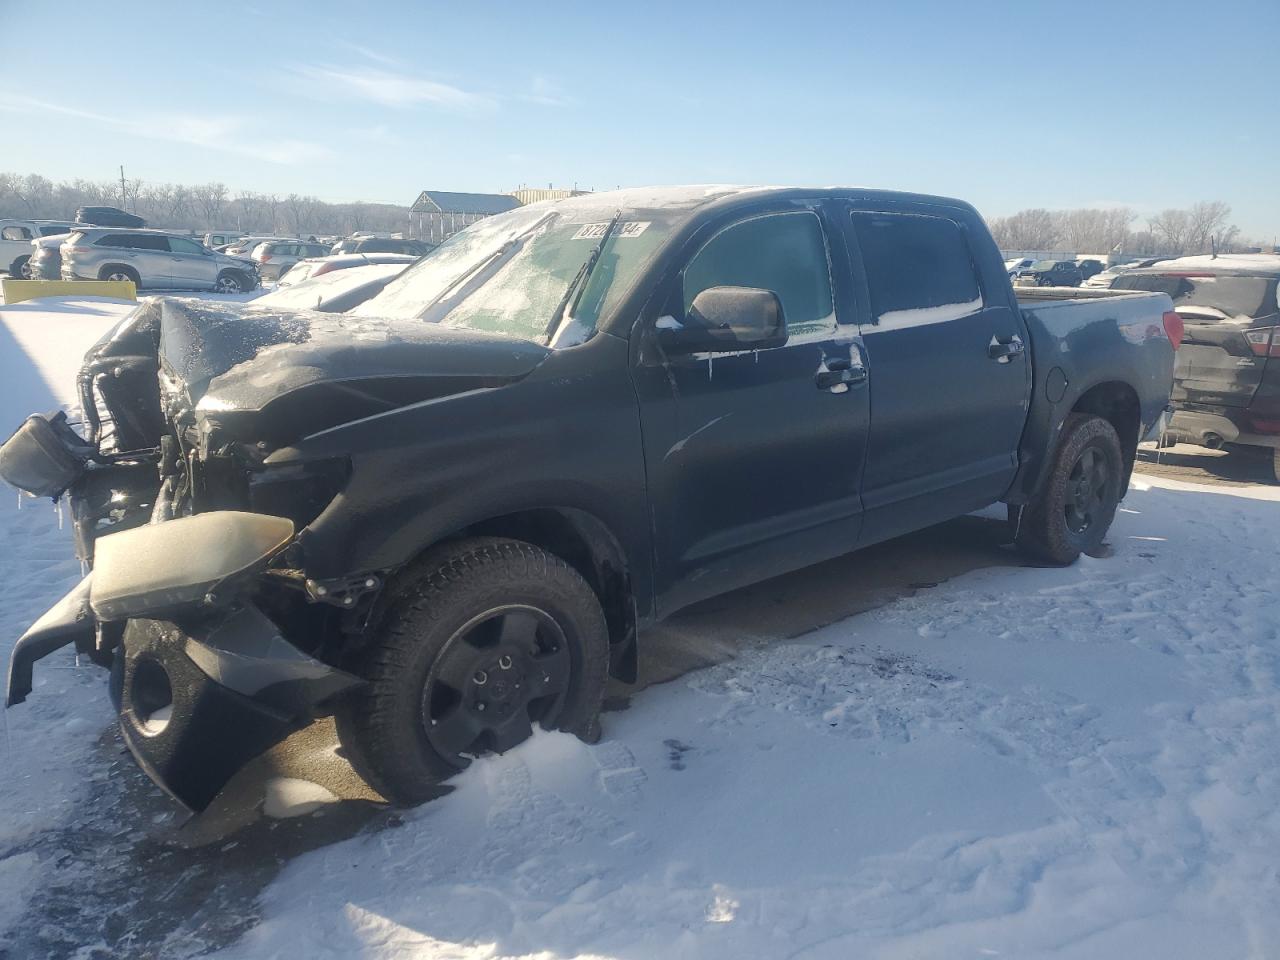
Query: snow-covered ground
[{"left": 2, "top": 296, "right": 1280, "bottom": 959}]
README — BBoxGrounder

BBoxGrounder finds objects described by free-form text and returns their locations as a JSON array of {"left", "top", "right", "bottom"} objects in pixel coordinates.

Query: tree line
[
  {"left": 0, "top": 172, "right": 411, "bottom": 238},
  {"left": 988, "top": 201, "right": 1259, "bottom": 257}
]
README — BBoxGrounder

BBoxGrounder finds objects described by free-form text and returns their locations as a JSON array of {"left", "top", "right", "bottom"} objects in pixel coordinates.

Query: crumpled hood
[{"left": 154, "top": 298, "right": 549, "bottom": 442}]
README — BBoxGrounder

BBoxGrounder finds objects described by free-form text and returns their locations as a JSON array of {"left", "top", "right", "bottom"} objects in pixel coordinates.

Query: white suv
[{"left": 0, "top": 219, "right": 80, "bottom": 278}]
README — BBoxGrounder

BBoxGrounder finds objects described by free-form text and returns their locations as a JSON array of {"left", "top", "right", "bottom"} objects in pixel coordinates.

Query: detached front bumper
[
  {"left": 4, "top": 511, "right": 363, "bottom": 811},
  {"left": 118, "top": 607, "right": 360, "bottom": 810}
]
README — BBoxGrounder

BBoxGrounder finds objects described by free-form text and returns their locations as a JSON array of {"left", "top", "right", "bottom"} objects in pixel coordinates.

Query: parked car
[
  {"left": 28, "top": 232, "right": 76, "bottom": 280},
  {"left": 0, "top": 185, "right": 1177, "bottom": 811},
  {"left": 250, "top": 261, "right": 411, "bottom": 312},
  {"left": 75, "top": 206, "right": 146, "bottom": 229},
  {"left": 276, "top": 252, "right": 419, "bottom": 287},
  {"left": 1083, "top": 257, "right": 1170, "bottom": 289},
  {"left": 204, "top": 231, "right": 245, "bottom": 249},
  {"left": 331, "top": 236, "right": 435, "bottom": 256},
  {"left": 1015, "top": 260, "right": 1084, "bottom": 287},
  {"left": 1004, "top": 256, "right": 1035, "bottom": 277},
  {"left": 0, "top": 219, "right": 80, "bottom": 278},
  {"left": 250, "top": 240, "right": 331, "bottom": 280},
  {"left": 1077, "top": 259, "right": 1106, "bottom": 281},
  {"left": 1114, "top": 254, "right": 1280, "bottom": 478},
  {"left": 223, "top": 235, "right": 290, "bottom": 257},
  {"left": 60, "top": 227, "right": 260, "bottom": 292}
]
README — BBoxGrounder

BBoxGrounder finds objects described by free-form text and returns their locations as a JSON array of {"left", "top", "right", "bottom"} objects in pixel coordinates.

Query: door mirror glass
[{"left": 658, "top": 286, "right": 787, "bottom": 354}]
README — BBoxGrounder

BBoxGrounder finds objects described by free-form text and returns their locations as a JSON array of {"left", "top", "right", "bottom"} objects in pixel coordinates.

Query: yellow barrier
[{"left": 1, "top": 279, "right": 137, "bottom": 304}]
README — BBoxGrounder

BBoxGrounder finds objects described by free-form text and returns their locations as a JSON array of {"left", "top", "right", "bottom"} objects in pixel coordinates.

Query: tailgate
[
  {"left": 1174, "top": 312, "right": 1268, "bottom": 408},
  {"left": 1112, "top": 273, "right": 1280, "bottom": 409}
]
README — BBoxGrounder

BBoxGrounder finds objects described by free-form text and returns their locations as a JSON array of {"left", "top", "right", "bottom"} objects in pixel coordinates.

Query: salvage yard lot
[{"left": 2, "top": 296, "right": 1279, "bottom": 959}]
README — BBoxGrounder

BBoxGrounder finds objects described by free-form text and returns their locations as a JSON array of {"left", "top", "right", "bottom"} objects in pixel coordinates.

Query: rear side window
[
  {"left": 853, "top": 212, "right": 982, "bottom": 325},
  {"left": 97, "top": 233, "right": 169, "bottom": 251},
  {"left": 2, "top": 225, "right": 32, "bottom": 241},
  {"left": 683, "top": 211, "right": 834, "bottom": 332},
  {"left": 1113, "top": 274, "right": 1279, "bottom": 321}
]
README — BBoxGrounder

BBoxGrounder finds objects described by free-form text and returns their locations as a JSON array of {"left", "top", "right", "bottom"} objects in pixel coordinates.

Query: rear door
[
  {"left": 843, "top": 206, "right": 1031, "bottom": 544},
  {"left": 633, "top": 203, "right": 870, "bottom": 614},
  {"left": 1115, "top": 273, "right": 1280, "bottom": 407}
]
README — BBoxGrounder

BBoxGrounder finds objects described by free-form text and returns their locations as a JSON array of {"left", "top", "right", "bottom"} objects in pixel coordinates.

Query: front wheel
[
  {"left": 1270, "top": 448, "right": 1280, "bottom": 485},
  {"left": 1013, "top": 413, "right": 1124, "bottom": 564},
  {"left": 337, "top": 537, "right": 609, "bottom": 805},
  {"left": 14, "top": 256, "right": 32, "bottom": 279},
  {"left": 214, "top": 270, "right": 248, "bottom": 293}
]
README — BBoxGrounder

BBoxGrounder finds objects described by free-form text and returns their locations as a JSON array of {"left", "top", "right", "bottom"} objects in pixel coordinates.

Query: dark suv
[
  {"left": 1016, "top": 260, "right": 1083, "bottom": 287},
  {"left": 1114, "top": 256, "right": 1280, "bottom": 477}
]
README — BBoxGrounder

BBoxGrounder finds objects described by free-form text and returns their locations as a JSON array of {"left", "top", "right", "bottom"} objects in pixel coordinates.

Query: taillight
[
  {"left": 1244, "top": 326, "right": 1280, "bottom": 358},
  {"left": 1162, "top": 311, "right": 1185, "bottom": 350},
  {"left": 1248, "top": 416, "right": 1280, "bottom": 435},
  {"left": 258, "top": 253, "right": 272, "bottom": 262}
]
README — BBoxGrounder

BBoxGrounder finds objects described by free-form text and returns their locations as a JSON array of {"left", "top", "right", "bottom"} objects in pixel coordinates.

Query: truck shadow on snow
[{"left": 2, "top": 512, "right": 1020, "bottom": 959}]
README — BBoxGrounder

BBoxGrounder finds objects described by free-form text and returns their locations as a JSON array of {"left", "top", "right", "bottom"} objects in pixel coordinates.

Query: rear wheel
[
  {"left": 101, "top": 266, "right": 140, "bottom": 286},
  {"left": 1013, "top": 413, "right": 1124, "bottom": 564},
  {"left": 1270, "top": 448, "right": 1280, "bottom": 485},
  {"left": 13, "top": 256, "right": 32, "bottom": 279},
  {"left": 337, "top": 537, "right": 609, "bottom": 805}
]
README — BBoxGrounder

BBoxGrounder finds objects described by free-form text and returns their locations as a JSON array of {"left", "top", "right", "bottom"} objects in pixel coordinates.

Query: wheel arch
[
  {"left": 1070, "top": 380, "right": 1141, "bottom": 489},
  {"left": 390, "top": 506, "right": 638, "bottom": 683},
  {"left": 98, "top": 263, "right": 140, "bottom": 282}
]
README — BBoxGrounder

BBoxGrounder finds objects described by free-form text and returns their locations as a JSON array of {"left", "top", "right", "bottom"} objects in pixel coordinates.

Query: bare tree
[
  {"left": 1186, "top": 201, "right": 1233, "bottom": 254},
  {"left": 1150, "top": 209, "right": 1191, "bottom": 255},
  {"left": 989, "top": 208, "right": 1059, "bottom": 250},
  {"left": 191, "top": 182, "right": 229, "bottom": 226}
]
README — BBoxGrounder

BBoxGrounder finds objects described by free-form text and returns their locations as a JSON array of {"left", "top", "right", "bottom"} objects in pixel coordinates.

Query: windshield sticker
[{"left": 573, "top": 221, "right": 651, "bottom": 240}]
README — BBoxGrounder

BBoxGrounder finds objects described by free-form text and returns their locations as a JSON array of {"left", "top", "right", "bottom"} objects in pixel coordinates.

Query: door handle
[
  {"left": 988, "top": 334, "right": 1025, "bottom": 363},
  {"left": 815, "top": 362, "right": 868, "bottom": 390}
]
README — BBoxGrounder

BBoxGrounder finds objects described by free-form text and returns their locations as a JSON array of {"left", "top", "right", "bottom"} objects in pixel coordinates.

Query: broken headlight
[{"left": 248, "top": 457, "right": 350, "bottom": 531}]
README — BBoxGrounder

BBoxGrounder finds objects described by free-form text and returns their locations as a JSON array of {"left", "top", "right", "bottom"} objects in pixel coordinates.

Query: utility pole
[{"left": 119, "top": 165, "right": 128, "bottom": 211}]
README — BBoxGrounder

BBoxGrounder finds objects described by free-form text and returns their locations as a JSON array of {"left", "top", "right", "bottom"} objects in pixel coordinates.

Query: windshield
[
  {"left": 1113, "top": 274, "right": 1279, "bottom": 322},
  {"left": 355, "top": 201, "right": 674, "bottom": 345}
]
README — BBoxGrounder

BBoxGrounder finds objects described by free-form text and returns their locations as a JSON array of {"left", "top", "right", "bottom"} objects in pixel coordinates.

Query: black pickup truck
[{"left": 0, "top": 186, "right": 1178, "bottom": 810}]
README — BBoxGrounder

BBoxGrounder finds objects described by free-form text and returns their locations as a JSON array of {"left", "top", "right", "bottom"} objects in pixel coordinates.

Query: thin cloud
[
  {"left": 339, "top": 42, "right": 402, "bottom": 68},
  {"left": 0, "top": 95, "right": 331, "bottom": 165},
  {"left": 293, "top": 64, "right": 494, "bottom": 111},
  {"left": 519, "top": 75, "right": 572, "bottom": 108}
]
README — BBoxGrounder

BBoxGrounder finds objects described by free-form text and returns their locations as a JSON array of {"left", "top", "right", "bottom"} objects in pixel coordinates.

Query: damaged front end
[{"left": 0, "top": 299, "right": 421, "bottom": 809}]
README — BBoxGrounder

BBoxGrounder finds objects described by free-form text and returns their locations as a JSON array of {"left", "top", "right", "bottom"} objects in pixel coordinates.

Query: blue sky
[{"left": 3, "top": 0, "right": 1277, "bottom": 237}]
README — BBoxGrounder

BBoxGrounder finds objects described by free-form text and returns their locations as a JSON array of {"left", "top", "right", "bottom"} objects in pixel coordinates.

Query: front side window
[
  {"left": 168, "top": 237, "right": 206, "bottom": 255},
  {"left": 2, "top": 225, "right": 32, "bottom": 241},
  {"left": 38, "top": 225, "right": 68, "bottom": 237},
  {"left": 683, "top": 211, "right": 834, "bottom": 334},
  {"left": 852, "top": 212, "right": 982, "bottom": 327}
]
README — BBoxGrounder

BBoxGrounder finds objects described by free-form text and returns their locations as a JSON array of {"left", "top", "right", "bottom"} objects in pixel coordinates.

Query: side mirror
[{"left": 658, "top": 286, "right": 787, "bottom": 355}]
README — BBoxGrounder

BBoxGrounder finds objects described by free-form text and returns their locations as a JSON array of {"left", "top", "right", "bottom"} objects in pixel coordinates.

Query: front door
[
  {"left": 844, "top": 207, "right": 1031, "bottom": 544},
  {"left": 166, "top": 235, "right": 218, "bottom": 289},
  {"left": 633, "top": 205, "right": 870, "bottom": 615}
]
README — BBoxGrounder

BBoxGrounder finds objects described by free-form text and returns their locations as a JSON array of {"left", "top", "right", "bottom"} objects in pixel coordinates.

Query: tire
[
  {"left": 214, "top": 270, "right": 248, "bottom": 293},
  {"left": 1013, "top": 413, "right": 1125, "bottom": 565},
  {"left": 1270, "top": 448, "right": 1280, "bottom": 485},
  {"left": 100, "top": 266, "right": 140, "bottom": 286},
  {"left": 12, "top": 256, "right": 32, "bottom": 279},
  {"left": 337, "top": 537, "right": 609, "bottom": 805}
]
